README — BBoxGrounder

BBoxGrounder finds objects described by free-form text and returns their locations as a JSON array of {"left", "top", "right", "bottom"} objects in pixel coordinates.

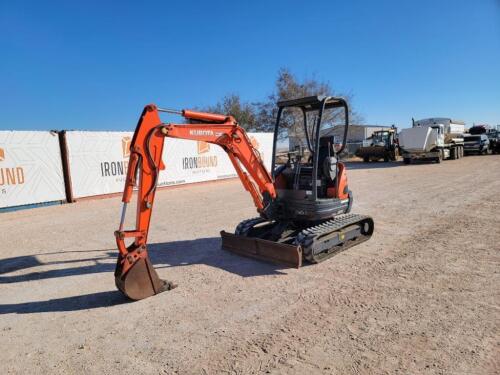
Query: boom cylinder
[{"left": 182, "top": 109, "right": 227, "bottom": 123}]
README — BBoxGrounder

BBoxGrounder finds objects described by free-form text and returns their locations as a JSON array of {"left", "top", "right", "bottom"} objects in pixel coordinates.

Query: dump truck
[
  {"left": 355, "top": 128, "right": 399, "bottom": 162},
  {"left": 399, "top": 118, "right": 465, "bottom": 164}
]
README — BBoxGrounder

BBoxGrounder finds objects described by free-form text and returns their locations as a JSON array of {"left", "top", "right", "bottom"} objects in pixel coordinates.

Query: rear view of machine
[{"left": 114, "top": 96, "right": 374, "bottom": 300}]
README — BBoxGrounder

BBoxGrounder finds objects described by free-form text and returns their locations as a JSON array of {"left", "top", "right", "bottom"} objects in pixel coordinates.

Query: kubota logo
[
  {"left": 122, "top": 136, "right": 131, "bottom": 158},
  {"left": 197, "top": 141, "right": 210, "bottom": 154},
  {"left": 190, "top": 129, "right": 213, "bottom": 137}
]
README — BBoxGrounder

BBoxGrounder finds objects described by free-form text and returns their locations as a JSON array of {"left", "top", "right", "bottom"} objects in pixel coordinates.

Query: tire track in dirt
[{"left": 198, "top": 164, "right": 500, "bottom": 375}]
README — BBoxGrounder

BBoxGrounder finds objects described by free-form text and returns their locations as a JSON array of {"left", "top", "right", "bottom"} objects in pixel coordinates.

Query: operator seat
[{"left": 318, "top": 136, "right": 337, "bottom": 183}]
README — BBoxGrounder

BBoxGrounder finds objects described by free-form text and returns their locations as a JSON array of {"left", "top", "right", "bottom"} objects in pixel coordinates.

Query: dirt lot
[{"left": 1, "top": 155, "right": 499, "bottom": 375}]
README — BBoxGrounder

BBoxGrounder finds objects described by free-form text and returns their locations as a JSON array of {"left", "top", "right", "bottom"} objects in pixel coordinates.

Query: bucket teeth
[{"left": 115, "top": 250, "right": 176, "bottom": 300}]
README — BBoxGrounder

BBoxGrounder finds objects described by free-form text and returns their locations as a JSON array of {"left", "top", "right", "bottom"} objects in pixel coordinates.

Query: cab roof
[{"left": 277, "top": 96, "right": 347, "bottom": 111}]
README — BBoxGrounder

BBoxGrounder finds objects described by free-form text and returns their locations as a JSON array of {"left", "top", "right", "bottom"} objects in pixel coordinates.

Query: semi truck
[{"left": 399, "top": 118, "right": 465, "bottom": 164}]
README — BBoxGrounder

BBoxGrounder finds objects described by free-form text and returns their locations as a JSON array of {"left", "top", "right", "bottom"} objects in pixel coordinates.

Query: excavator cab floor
[{"left": 220, "top": 231, "right": 302, "bottom": 268}]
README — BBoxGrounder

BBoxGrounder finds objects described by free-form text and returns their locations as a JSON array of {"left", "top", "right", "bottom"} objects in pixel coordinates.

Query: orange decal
[
  {"left": 197, "top": 141, "right": 210, "bottom": 154},
  {"left": 122, "top": 137, "right": 131, "bottom": 158}
]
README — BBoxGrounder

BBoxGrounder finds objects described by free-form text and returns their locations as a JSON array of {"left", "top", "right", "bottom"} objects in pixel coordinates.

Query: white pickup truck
[{"left": 399, "top": 118, "right": 465, "bottom": 164}]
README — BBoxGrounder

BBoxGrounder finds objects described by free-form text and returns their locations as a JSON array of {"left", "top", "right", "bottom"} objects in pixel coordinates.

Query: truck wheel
[
  {"left": 436, "top": 151, "right": 443, "bottom": 163},
  {"left": 363, "top": 157, "right": 369, "bottom": 163},
  {"left": 403, "top": 158, "right": 411, "bottom": 165},
  {"left": 450, "top": 148, "right": 457, "bottom": 160},
  {"left": 384, "top": 155, "right": 389, "bottom": 162}
]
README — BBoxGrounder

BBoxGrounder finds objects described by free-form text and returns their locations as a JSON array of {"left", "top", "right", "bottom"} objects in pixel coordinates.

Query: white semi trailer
[{"left": 399, "top": 118, "right": 465, "bottom": 164}]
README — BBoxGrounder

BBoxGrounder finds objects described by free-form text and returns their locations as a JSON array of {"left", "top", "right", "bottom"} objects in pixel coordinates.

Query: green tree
[
  {"left": 201, "top": 94, "right": 259, "bottom": 131},
  {"left": 256, "top": 68, "right": 364, "bottom": 133},
  {"left": 200, "top": 68, "right": 363, "bottom": 133}
]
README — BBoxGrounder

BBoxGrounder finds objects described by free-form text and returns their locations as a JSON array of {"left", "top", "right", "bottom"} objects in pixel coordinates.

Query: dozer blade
[
  {"left": 115, "top": 253, "right": 175, "bottom": 300},
  {"left": 220, "top": 231, "right": 302, "bottom": 268}
]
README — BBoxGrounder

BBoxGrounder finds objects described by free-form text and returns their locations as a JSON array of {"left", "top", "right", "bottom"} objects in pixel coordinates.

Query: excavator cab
[
  {"left": 226, "top": 96, "right": 372, "bottom": 265},
  {"left": 271, "top": 96, "right": 352, "bottom": 221}
]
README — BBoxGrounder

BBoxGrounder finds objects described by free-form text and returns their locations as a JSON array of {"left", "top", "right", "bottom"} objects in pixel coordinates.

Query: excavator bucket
[
  {"left": 220, "top": 231, "right": 302, "bottom": 268},
  {"left": 114, "top": 252, "right": 175, "bottom": 300}
]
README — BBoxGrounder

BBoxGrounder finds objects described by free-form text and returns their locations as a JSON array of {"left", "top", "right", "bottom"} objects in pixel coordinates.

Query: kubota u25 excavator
[{"left": 114, "top": 96, "right": 374, "bottom": 300}]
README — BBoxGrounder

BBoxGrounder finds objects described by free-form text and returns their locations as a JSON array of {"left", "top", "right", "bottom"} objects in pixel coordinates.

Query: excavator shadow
[
  {"left": 0, "top": 238, "right": 287, "bottom": 314},
  {"left": 0, "top": 291, "right": 128, "bottom": 314},
  {"left": 0, "top": 249, "right": 129, "bottom": 314},
  {"left": 0, "top": 238, "right": 286, "bottom": 285},
  {"left": 148, "top": 237, "right": 289, "bottom": 277},
  {"left": 0, "top": 249, "right": 117, "bottom": 284}
]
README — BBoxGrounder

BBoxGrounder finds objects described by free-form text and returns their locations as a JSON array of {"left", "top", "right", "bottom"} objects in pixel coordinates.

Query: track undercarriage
[{"left": 221, "top": 213, "right": 374, "bottom": 266}]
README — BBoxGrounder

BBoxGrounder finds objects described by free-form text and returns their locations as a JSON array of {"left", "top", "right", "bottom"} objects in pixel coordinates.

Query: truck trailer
[{"left": 399, "top": 118, "right": 465, "bottom": 164}]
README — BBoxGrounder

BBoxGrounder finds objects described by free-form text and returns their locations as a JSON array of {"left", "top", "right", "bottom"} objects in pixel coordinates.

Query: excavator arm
[{"left": 114, "top": 104, "right": 276, "bottom": 300}]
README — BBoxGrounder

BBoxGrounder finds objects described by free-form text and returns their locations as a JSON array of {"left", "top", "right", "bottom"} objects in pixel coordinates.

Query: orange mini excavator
[{"left": 114, "top": 96, "right": 374, "bottom": 300}]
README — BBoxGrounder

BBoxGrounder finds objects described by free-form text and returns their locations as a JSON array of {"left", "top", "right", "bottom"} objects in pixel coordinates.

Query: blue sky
[{"left": 1, "top": 0, "right": 499, "bottom": 130}]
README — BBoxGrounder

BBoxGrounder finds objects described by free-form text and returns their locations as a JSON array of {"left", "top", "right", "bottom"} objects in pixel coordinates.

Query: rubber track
[
  {"left": 294, "top": 213, "right": 373, "bottom": 263},
  {"left": 235, "top": 217, "right": 267, "bottom": 236},
  {"left": 233, "top": 214, "right": 374, "bottom": 264}
]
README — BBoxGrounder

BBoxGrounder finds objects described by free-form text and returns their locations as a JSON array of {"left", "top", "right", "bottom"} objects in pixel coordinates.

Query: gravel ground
[{"left": 1, "top": 155, "right": 499, "bottom": 375}]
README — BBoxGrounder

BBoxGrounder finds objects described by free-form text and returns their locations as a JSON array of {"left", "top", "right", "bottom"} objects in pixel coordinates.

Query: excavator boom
[{"left": 114, "top": 105, "right": 285, "bottom": 300}]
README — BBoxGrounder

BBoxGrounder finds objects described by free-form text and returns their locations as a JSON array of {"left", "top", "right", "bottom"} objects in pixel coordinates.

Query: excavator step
[{"left": 220, "top": 231, "right": 302, "bottom": 268}]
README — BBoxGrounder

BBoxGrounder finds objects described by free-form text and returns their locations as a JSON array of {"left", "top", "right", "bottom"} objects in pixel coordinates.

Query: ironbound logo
[
  {"left": 0, "top": 148, "right": 26, "bottom": 186},
  {"left": 197, "top": 141, "right": 210, "bottom": 154},
  {"left": 182, "top": 141, "right": 217, "bottom": 170},
  {"left": 100, "top": 136, "right": 130, "bottom": 177},
  {"left": 122, "top": 136, "right": 131, "bottom": 158}
]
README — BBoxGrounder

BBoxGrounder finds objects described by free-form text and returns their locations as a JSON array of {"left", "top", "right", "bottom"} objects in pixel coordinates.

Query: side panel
[
  {"left": 65, "top": 131, "right": 274, "bottom": 198},
  {"left": 157, "top": 132, "right": 273, "bottom": 187},
  {"left": 65, "top": 131, "right": 134, "bottom": 199},
  {"left": 399, "top": 127, "right": 434, "bottom": 152},
  {"left": 0, "top": 131, "right": 66, "bottom": 208}
]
